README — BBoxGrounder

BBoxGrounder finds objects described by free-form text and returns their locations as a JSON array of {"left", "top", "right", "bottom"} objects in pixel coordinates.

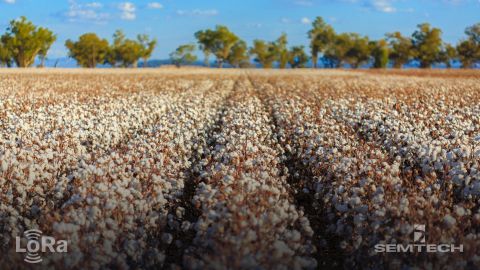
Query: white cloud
[
  {"left": 176, "top": 9, "right": 218, "bottom": 16},
  {"left": 65, "top": 0, "right": 109, "bottom": 23},
  {"left": 3, "top": 0, "right": 16, "bottom": 4},
  {"left": 371, "top": 0, "right": 396, "bottom": 13},
  {"left": 301, "top": 17, "right": 311, "bottom": 24},
  {"left": 147, "top": 2, "right": 163, "bottom": 9},
  {"left": 119, "top": 2, "right": 136, "bottom": 20},
  {"left": 281, "top": 17, "right": 291, "bottom": 24}
]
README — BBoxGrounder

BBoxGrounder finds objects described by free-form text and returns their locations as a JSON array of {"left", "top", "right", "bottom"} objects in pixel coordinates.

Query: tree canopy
[
  {"left": 138, "top": 34, "right": 157, "bottom": 67},
  {"left": 274, "top": 33, "right": 289, "bottom": 69},
  {"left": 194, "top": 29, "right": 216, "bottom": 67},
  {"left": 1, "top": 16, "right": 56, "bottom": 67},
  {"left": 288, "top": 46, "right": 309, "bottom": 68},
  {"left": 370, "top": 39, "right": 389, "bottom": 68},
  {"left": 211, "top": 26, "right": 240, "bottom": 68},
  {"left": 170, "top": 44, "right": 197, "bottom": 67},
  {"left": 308, "top": 17, "right": 336, "bottom": 68},
  {"left": 227, "top": 40, "right": 249, "bottom": 68},
  {"left": 109, "top": 30, "right": 144, "bottom": 68},
  {"left": 386, "top": 32, "right": 413, "bottom": 68},
  {"left": 0, "top": 40, "right": 12, "bottom": 67},
  {"left": 249, "top": 40, "right": 277, "bottom": 68},
  {"left": 457, "top": 23, "right": 480, "bottom": 68},
  {"left": 411, "top": 23, "right": 443, "bottom": 68},
  {"left": 1, "top": 16, "right": 480, "bottom": 69},
  {"left": 65, "top": 33, "right": 110, "bottom": 68}
]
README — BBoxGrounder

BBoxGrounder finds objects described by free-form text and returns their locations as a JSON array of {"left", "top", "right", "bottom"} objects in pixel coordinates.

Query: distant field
[{"left": 0, "top": 69, "right": 479, "bottom": 269}]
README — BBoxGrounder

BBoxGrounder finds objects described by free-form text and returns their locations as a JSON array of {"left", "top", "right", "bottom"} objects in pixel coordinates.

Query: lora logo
[
  {"left": 15, "top": 229, "right": 68, "bottom": 264},
  {"left": 374, "top": 224, "right": 463, "bottom": 253}
]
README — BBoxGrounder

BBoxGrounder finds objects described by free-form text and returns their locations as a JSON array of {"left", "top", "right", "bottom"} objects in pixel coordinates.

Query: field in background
[{"left": 0, "top": 69, "right": 479, "bottom": 269}]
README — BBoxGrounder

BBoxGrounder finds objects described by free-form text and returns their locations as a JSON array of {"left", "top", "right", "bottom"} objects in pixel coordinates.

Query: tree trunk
[
  {"left": 420, "top": 61, "right": 430, "bottom": 68},
  {"left": 16, "top": 55, "right": 26, "bottom": 68},
  {"left": 312, "top": 55, "right": 318, "bottom": 68},
  {"left": 462, "top": 61, "right": 472, "bottom": 68},
  {"left": 40, "top": 56, "right": 46, "bottom": 68}
]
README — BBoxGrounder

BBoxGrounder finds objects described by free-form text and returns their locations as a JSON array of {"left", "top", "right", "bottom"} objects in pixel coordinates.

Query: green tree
[
  {"left": 411, "top": 23, "right": 443, "bottom": 68},
  {"left": 105, "top": 30, "right": 125, "bottom": 67},
  {"left": 117, "top": 39, "right": 144, "bottom": 67},
  {"left": 249, "top": 40, "right": 276, "bottom": 68},
  {"left": 0, "top": 41, "right": 13, "bottom": 67},
  {"left": 345, "top": 33, "right": 370, "bottom": 68},
  {"left": 386, "top": 32, "right": 413, "bottom": 68},
  {"left": 370, "top": 39, "right": 389, "bottom": 68},
  {"left": 457, "top": 23, "right": 480, "bottom": 68},
  {"left": 288, "top": 46, "right": 309, "bottom": 68},
  {"left": 274, "top": 33, "right": 289, "bottom": 68},
  {"left": 308, "top": 17, "right": 336, "bottom": 68},
  {"left": 137, "top": 34, "right": 157, "bottom": 68},
  {"left": 465, "top": 23, "right": 480, "bottom": 43},
  {"left": 108, "top": 30, "right": 144, "bottom": 68},
  {"left": 211, "top": 25, "right": 240, "bottom": 68},
  {"left": 438, "top": 43, "right": 457, "bottom": 68},
  {"left": 170, "top": 44, "right": 197, "bottom": 67},
  {"left": 456, "top": 39, "right": 478, "bottom": 68},
  {"left": 322, "top": 34, "right": 348, "bottom": 68},
  {"left": 1, "top": 16, "right": 56, "bottom": 67},
  {"left": 65, "top": 33, "right": 110, "bottom": 68},
  {"left": 322, "top": 33, "right": 369, "bottom": 68},
  {"left": 194, "top": 29, "right": 216, "bottom": 67},
  {"left": 37, "top": 28, "right": 57, "bottom": 67},
  {"left": 227, "top": 40, "right": 249, "bottom": 68}
]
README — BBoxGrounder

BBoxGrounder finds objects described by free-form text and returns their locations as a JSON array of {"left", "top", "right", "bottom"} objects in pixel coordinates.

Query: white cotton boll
[
  {"left": 290, "top": 230, "right": 301, "bottom": 242},
  {"left": 349, "top": 196, "right": 361, "bottom": 207},
  {"left": 176, "top": 207, "right": 185, "bottom": 218},
  {"left": 443, "top": 215, "right": 456, "bottom": 228},
  {"left": 223, "top": 175, "right": 234, "bottom": 184},
  {"left": 97, "top": 183, "right": 109, "bottom": 192},
  {"left": 1, "top": 160, "right": 8, "bottom": 172},
  {"left": 53, "top": 222, "right": 80, "bottom": 234},
  {"left": 273, "top": 240, "right": 294, "bottom": 259},
  {"left": 27, "top": 166, "right": 36, "bottom": 185},
  {"left": 454, "top": 206, "right": 466, "bottom": 217}
]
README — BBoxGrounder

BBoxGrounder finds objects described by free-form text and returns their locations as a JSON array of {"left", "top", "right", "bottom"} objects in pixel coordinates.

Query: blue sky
[{"left": 0, "top": 0, "right": 479, "bottom": 59}]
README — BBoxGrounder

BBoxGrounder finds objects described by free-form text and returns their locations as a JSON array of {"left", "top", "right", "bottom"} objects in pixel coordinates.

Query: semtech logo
[
  {"left": 374, "top": 224, "right": 463, "bottom": 253},
  {"left": 15, "top": 229, "right": 68, "bottom": 263}
]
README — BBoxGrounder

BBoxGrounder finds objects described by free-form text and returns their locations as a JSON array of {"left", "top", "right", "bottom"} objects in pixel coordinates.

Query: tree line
[
  {"left": 0, "top": 17, "right": 156, "bottom": 68},
  {"left": 65, "top": 30, "right": 156, "bottom": 68},
  {"left": 0, "top": 16, "right": 479, "bottom": 68}
]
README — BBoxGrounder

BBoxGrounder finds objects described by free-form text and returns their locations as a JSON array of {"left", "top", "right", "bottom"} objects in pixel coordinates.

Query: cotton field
[{"left": 0, "top": 69, "right": 479, "bottom": 270}]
